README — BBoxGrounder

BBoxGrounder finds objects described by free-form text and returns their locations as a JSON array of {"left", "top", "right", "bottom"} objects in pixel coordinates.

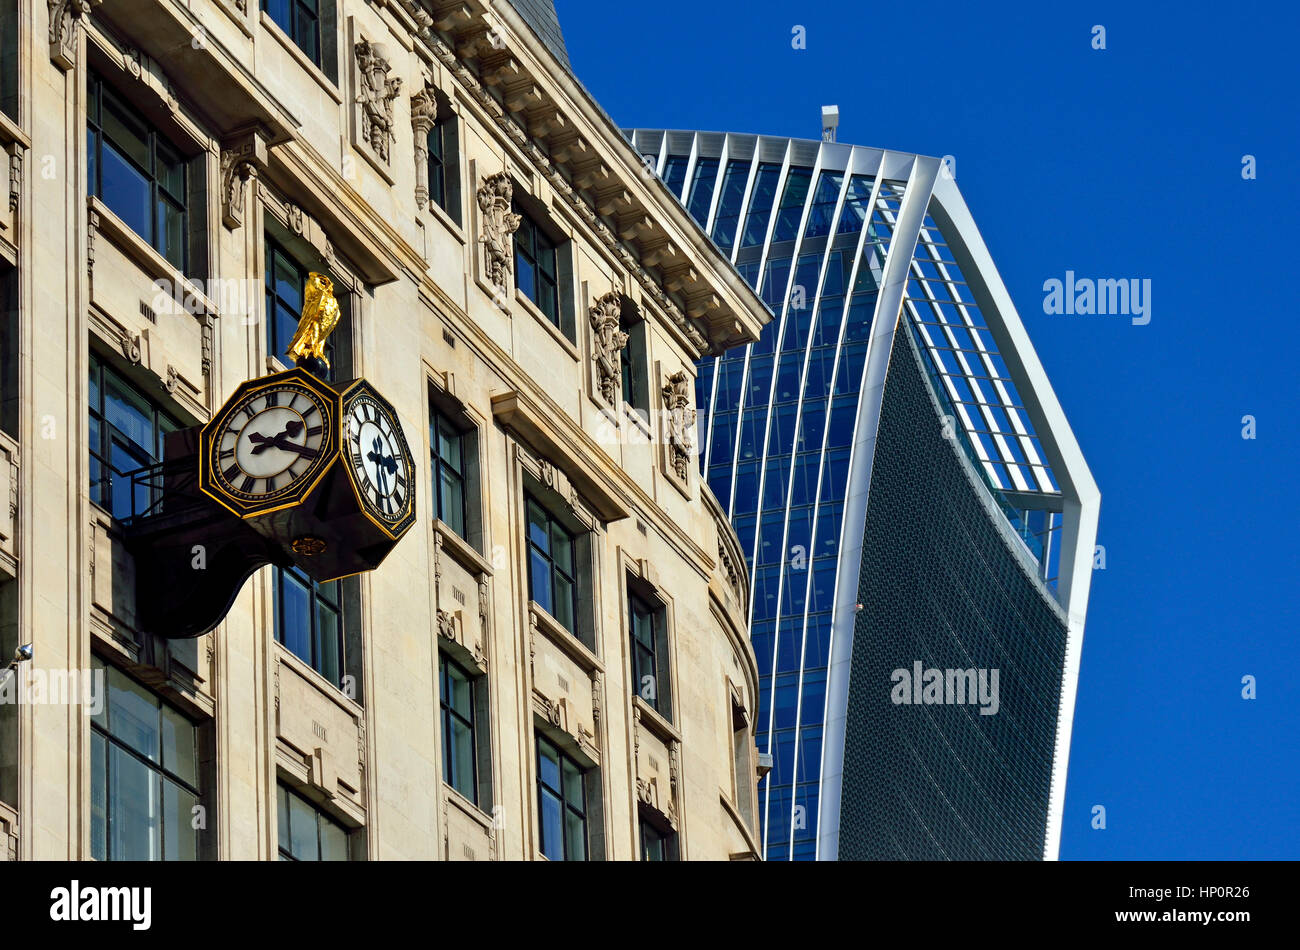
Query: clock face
[
  {"left": 210, "top": 383, "right": 331, "bottom": 503},
  {"left": 345, "top": 394, "right": 412, "bottom": 524}
]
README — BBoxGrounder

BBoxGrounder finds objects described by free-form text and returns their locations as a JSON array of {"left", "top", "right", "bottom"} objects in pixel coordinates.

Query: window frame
[
  {"left": 429, "top": 403, "right": 468, "bottom": 539},
  {"left": 512, "top": 204, "right": 560, "bottom": 327},
  {"left": 535, "top": 733, "right": 588, "bottom": 861},
  {"left": 90, "top": 657, "right": 201, "bottom": 861},
  {"left": 261, "top": 0, "right": 324, "bottom": 69},
  {"left": 524, "top": 493, "right": 581, "bottom": 642},
  {"left": 86, "top": 70, "right": 190, "bottom": 271},
  {"left": 276, "top": 782, "right": 351, "bottom": 861},
  {"left": 273, "top": 564, "right": 346, "bottom": 689},
  {"left": 439, "top": 652, "right": 479, "bottom": 805},
  {"left": 88, "top": 351, "right": 181, "bottom": 521}
]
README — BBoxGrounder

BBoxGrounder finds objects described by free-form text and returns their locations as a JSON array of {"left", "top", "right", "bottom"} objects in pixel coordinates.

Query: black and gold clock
[
  {"left": 202, "top": 372, "right": 336, "bottom": 514},
  {"left": 339, "top": 380, "right": 416, "bottom": 538}
]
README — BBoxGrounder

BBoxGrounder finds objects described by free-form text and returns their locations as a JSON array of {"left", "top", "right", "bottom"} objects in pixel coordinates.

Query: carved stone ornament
[
  {"left": 49, "top": 0, "right": 100, "bottom": 71},
  {"left": 436, "top": 608, "right": 457, "bottom": 641},
  {"left": 476, "top": 171, "right": 521, "bottom": 291},
  {"left": 660, "top": 370, "right": 697, "bottom": 482},
  {"left": 589, "top": 293, "right": 628, "bottom": 405},
  {"left": 410, "top": 84, "right": 439, "bottom": 209},
  {"left": 354, "top": 40, "right": 402, "bottom": 164},
  {"left": 219, "top": 131, "right": 268, "bottom": 230}
]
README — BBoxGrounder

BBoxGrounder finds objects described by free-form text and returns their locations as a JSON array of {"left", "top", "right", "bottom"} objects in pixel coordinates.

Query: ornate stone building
[{"left": 0, "top": 0, "right": 769, "bottom": 859}]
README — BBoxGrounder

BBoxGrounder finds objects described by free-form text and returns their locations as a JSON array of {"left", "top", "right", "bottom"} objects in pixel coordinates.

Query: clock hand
[{"left": 249, "top": 419, "right": 307, "bottom": 455}]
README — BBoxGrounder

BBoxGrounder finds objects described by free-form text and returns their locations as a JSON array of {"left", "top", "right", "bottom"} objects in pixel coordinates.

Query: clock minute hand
[{"left": 249, "top": 419, "right": 306, "bottom": 455}]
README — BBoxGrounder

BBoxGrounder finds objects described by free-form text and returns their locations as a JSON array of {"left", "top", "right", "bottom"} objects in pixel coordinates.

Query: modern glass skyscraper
[{"left": 628, "top": 130, "right": 1099, "bottom": 861}]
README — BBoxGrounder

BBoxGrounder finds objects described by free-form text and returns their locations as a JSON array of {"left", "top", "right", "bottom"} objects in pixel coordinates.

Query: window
[
  {"left": 729, "top": 686, "right": 756, "bottom": 830},
  {"left": 429, "top": 405, "right": 467, "bottom": 538},
  {"left": 804, "top": 171, "right": 845, "bottom": 239},
  {"left": 89, "top": 352, "right": 180, "bottom": 521},
  {"left": 640, "top": 817, "right": 677, "bottom": 861},
  {"left": 685, "top": 158, "right": 719, "bottom": 224},
  {"left": 274, "top": 565, "right": 345, "bottom": 687},
  {"left": 0, "top": 266, "right": 18, "bottom": 437},
  {"left": 661, "top": 155, "right": 689, "bottom": 202},
  {"left": 536, "top": 734, "right": 587, "bottom": 861},
  {"left": 772, "top": 167, "right": 813, "bottom": 243},
  {"left": 525, "top": 495, "right": 578, "bottom": 639},
  {"left": 619, "top": 311, "right": 649, "bottom": 416},
  {"left": 710, "top": 159, "right": 750, "bottom": 251},
  {"left": 439, "top": 654, "right": 480, "bottom": 804},
  {"left": 262, "top": 0, "right": 322, "bottom": 67},
  {"left": 513, "top": 205, "right": 559, "bottom": 326},
  {"left": 741, "top": 163, "right": 782, "bottom": 248},
  {"left": 265, "top": 236, "right": 349, "bottom": 377},
  {"left": 87, "top": 71, "right": 189, "bottom": 270},
  {"left": 629, "top": 592, "right": 671, "bottom": 720},
  {"left": 90, "top": 657, "right": 200, "bottom": 860},
  {"left": 426, "top": 114, "right": 461, "bottom": 224},
  {"left": 277, "top": 783, "right": 350, "bottom": 860},
  {"left": 0, "top": 0, "right": 17, "bottom": 121}
]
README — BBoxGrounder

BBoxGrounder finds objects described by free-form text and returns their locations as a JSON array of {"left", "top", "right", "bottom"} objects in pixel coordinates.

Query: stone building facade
[{"left": 0, "top": 0, "right": 769, "bottom": 859}]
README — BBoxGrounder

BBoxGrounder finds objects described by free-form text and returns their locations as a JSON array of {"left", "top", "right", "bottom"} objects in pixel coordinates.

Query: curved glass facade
[{"left": 628, "top": 130, "right": 1098, "bottom": 861}]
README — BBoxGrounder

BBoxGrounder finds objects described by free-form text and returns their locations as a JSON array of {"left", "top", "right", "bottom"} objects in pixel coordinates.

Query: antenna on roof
[{"left": 821, "top": 105, "right": 840, "bottom": 143}]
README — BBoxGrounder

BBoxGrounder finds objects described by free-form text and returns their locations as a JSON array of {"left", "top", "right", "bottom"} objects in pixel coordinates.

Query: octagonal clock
[
  {"left": 199, "top": 367, "right": 339, "bottom": 518},
  {"left": 338, "top": 380, "right": 417, "bottom": 539}
]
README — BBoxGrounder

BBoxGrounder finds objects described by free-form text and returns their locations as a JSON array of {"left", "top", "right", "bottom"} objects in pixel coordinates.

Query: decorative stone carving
[
  {"left": 120, "top": 330, "right": 141, "bottom": 364},
  {"left": 87, "top": 208, "right": 98, "bottom": 276},
  {"left": 219, "top": 131, "right": 268, "bottom": 230},
  {"left": 476, "top": 171, "right": 521, "bottom": 291},
  {"left": 354, "top": 40, "right": 401, "bottom": 164},
  {"left": 717, "top": 537, "right": 740, "bottom": 596},
  {"left": 421, "top": 33, "right": 711, "bottom": 355},
  {"left": 48, "top": 0, "right": 100, "bottom": 71},
  {"left": 410, "top": 84, "right": 439, "bottom": 209},
  {"left": 436, "top": 607, "right": 456, "bottom": 641},
  {"left": 163, "top": 365, "right": 179, "bottom": 395},
  {"left": 8, "top": 148, "right": 20, "bottom": 213},
  {"left": 589, "top": 293, "right": 628, "bottom": 405},
  {"left": 660, "top": 370, "right": 696, "bottom": 482}
]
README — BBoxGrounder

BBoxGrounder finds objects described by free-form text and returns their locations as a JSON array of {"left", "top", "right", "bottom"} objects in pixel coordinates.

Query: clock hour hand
[{"left": 249, "top": 419, "right": 306, "bottom": 455}]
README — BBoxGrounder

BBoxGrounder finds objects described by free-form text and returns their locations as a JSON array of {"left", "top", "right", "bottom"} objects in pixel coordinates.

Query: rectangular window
[
  {"left": 0, "top": 0, "right": 17, "bottom": 121},
  {"left": 536, "top": 734, "right": 587, "bottom": 861},
  {"left": 661, "top": 155, "right": 689, "bottom": 202},
  {"left": 772, "top": 167, "right": 813, "bottom": 243},
  {"left": 618, "top": 312, "right": 649, "bottom": 415},
  {"left": 274, "top": 565, "right": 345, "bottom": 688},
  {"left": 804, "top": 171, "right": 845, "bottom": 239},
  {"left": 439, "top": 654, "right": 478, "bottom": 804},
  {"left": 639, "top": 817, "right": 677, "bottom": 861},
  {"left": 90, "top": 657, "right": 200, "bottom": 861},
  {"left": 89, "top": 352, "right": 180, "bottom": 521},
  {"left": 710, "top": 160, "right": 750, "bottom": 251},
  {"left": 0, "top": 266, "right": 18, "bottom": 438},
  {"left": 629, "top": 592, "right": 671, "bottom": 719},
  {"left": 685, "top": 158, "right": 719, "bottom": 225},
  {"left": 277, "top": 783, "right": 350, "bottom": 860},
  {"left": 513, "top": 206, "right": 560, "bottom": 326},
  {"left": 740, "top": 162, "right": 782, "bottom": 248},
  {"left": 525, "top": 495, "right": 579, "bottom": 640},
  {"left": 86, "top": 71, "right": 189, "bottom": 270},
  {"left": 426, "top": 115, "right": 461, "bottom": 224},
  {"left": 262, "top": 0, "right": 322, "bottom": 67},
  {"left": 429, "top": 405, "right": 467, "bottom": 539}
]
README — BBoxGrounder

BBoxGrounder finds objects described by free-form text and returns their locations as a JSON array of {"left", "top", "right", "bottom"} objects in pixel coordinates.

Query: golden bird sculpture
[{"left": 287, "top": 272, "right": 342, "bottom": 372}]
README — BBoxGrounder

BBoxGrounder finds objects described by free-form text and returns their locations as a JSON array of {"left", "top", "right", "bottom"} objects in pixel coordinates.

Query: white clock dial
[
  {"left": 346, "top": 397, "right": 410, "bottom": 520},
  {"left": 214, "top": 385, "right": 329, "bottom": 499}
]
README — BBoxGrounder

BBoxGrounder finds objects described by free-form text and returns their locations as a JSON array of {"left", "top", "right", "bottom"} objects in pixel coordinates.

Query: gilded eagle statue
[{"left": 287, "top": 272, "right": 341, "bottom": 371}]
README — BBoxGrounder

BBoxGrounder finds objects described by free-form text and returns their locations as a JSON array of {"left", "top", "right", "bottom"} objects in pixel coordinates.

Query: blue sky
[{"left": 559, "top": 0, "right": 1300, "bottom": 859}]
